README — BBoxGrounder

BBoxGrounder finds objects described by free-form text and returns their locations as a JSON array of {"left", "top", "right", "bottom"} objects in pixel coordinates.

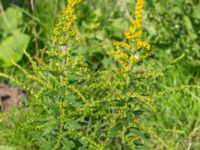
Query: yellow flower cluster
[
  {"left": 124, "top": 30, "right": 142, "bottom": 40},
  {"left": 52, "top": 0, "right": 81, "bottom": 46},
  {"left": 51, "top": 0, "right": 81, "bottom": 64},
  {"left": 113, "top": 41, "right": 131, "bottom": 49},
  {"left": 109, "top": 50, "right": 129, "bottom": 59},
  {"left": 136, "top": 41, "right": 150, "bottom": 50},
  {"left": 135, "top": 71, "right": 164, "bottom": 78},
  {"left": 134, "top": 0, "right": 144, "bottom": 28},
  {"left": 109, "top": 50, "right": 137, "bottom": 63},
  {"left": 108, "top": 50, "right": 138, "bottom": 72},
  {"left": 110, "top": 0, "right": 151, "bottom": 72},
  {"left": 124, "top": 0, "right": 144, "bottom": 40}
]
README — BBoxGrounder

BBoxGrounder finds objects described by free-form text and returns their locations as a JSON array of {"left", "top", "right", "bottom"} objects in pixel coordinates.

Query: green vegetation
[{"left": 0, "top": 0, "right": 200, "bottom": 149}]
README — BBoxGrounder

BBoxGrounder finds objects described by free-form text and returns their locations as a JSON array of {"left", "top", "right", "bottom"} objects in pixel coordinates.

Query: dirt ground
[{"left": 0, "top": 84, "right": 24, "bottom": 111}]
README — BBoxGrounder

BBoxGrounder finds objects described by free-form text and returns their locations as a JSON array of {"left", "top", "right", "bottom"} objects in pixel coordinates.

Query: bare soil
[{"left": 0, "top": 83, "right": 24, "bottom": 111}]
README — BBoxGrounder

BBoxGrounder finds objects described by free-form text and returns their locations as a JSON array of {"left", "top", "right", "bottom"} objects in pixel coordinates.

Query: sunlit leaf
[{"left": 0, "top": 30, "right": 30, "bottom": 67}]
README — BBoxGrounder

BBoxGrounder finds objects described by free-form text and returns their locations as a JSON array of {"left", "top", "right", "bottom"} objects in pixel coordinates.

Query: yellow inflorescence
[
  {"left": 124, "top": 30, "right": 142, "bottom": 40},
  {"left": 124, "top": 0, "right": 145, "bottom": 40},
  {"left": 52, "top": 0, "right": 81, "bottom": 46},
  {"left": 52, "top": 0, "right": 81, "bottom": 64},
  {"left": 109, "top": 50, "right": 129, "bottom": 59},
  {"left": 136, "top": 41, "right": 151, "bottom": 50},
  {"left": 113, "top": 41, "right": 131, "bottom": 49},
  {"left": 134, "top": 0, "right": 144, "bottom": 27},
  {"left": 111, "top": 0, "right": 151, "bottom": 71}
]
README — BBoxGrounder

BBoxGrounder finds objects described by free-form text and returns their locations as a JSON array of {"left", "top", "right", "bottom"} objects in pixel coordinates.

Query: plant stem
[{"left": 30, "top": 0, "right": 39, "bottom": 57}]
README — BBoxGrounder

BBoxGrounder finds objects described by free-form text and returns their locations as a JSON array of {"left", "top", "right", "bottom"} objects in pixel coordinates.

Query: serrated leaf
[{"left": 0, "top": 30, "right": 30, "bottom": 67}]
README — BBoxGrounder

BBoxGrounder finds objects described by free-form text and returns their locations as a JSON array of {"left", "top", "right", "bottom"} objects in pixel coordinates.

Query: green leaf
[
  {"left": 170, "top": 6, "right": 183, "bottom": 15},
  {"left": 127, "top": 128, "right": 145, "bottom": 139},
  {"left": 136, "top": 145, "right": 149, "bottom": 150},
  {"left": 77, "top": 147, "right": 87, "bottom": 150},
  {"left": 82, "top": 8, "right": 102, "bottom": 30},
  {"left": 0, "top": 7, "right": 23, "bottom": 31},
  {"left": 95, "top": 30, "right": 106, "bottom": 40},
  {"left": 82, "top": 21, "right": 100, "bottom": 30},
  {"left": 39, "top": 141, "right": 53, "bottom": 150},
  {"left": 110, "top": 122, "right": 123, "bottom": 138},
  {"left": 43, "top": 125, "right": 55, "bottom": 135},
  {"left": 68, "top": 95, "right": 82, "bottom": 108},
  {"left": 124, "top": 0, "right": 134, "bottom": 3},
  {"left": 91, "top": 8, "right": 102, "bottom": 23},
  {"left": 65, "top": 118, "right": 82, "bottom": 129},
  {"left": 0, "top": 30, "right": 30, "bottom": 67},
  {"left": 110, "top": 18, "right": 128, "bottom": 38},
  {"left": 193, "top": 5, "right": 200, "bottom": 19},
  {"left": 62, "top": 138, "right": 75, "bottom": 150},
  {"left": 0, "top": 146, "right": 15, "bottom": 150},
  {"left": 183, "top": 15, "right": 198, "bottom": 40}
]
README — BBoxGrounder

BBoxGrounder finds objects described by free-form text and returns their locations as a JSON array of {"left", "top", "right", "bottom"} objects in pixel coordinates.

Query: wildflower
[
  {"left": 113, "top": 41, "right": 131, "bottom": 49},
  {"left": 52, "top": 0, "right": 81, "bottom": 46},
  {"left": 129, "top": 55, "right": 137, "bottom": 63},
  {"left": 136, "top": 41, "right": 151, "bottom": 50},
  {"left": 108, "top": 50, "right": 129, "bottom": 60},
  {"left": 52, "top": 0, "right": 81, "bottom": 64},
  {"left": 124, "top": 66, "right": 131, "bottom": 72},
  {"left": 125, "top": 0, "right": 144, "bottom": 40},
  {"left": 124, "top": 30, "right": 142, "bottom": 40},
  {"left": 111, "top": 0, "right": 150, "bottom": 71}
]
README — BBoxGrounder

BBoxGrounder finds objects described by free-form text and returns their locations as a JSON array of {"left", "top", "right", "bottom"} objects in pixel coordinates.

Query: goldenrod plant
[
  {"left": 0, "top": 0, "right": 199, "bottom": 149},
  {"left": 0, "top": 0, "right": 161, "bottom": 149}
]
